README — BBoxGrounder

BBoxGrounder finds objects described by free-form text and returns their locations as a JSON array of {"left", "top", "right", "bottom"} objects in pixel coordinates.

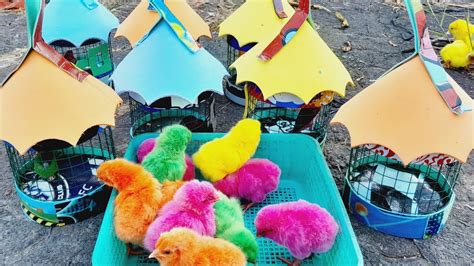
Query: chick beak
[
  {"left": 446, "top": 31, "right": 452, "bottom": 38},
  {"left": 148, "top": 250, "right": 159, "bottom": 259}
]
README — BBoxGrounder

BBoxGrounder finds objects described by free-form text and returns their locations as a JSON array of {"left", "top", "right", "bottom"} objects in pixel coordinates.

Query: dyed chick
[
  {"left": 214, "top": 158, "right": 281, "bottom": 212},
  {"left": 96, "top": 159, "right": 162, "bottom": 247},
  {"left": 255, "top": 200, "right": 339, "bottom": 266},
  {"left": 143, "top": 180, "right": 219, "bottom": 251},
  {"left": 448, "top": 19, "right": 474, "bottom": 43},
  {"left": 137, "top": 138, "right": 195, "bottom": 180},
  {"left": 142, "top": 125, "right": 192, "bottom": 182},
  {"left": 214, "top": 192, "right": 258, "bottom": 263},
  {"left": 193, "top": 119, "right": 261, "bottom": 182},
  {"left": 440, "top": 40, "right": 473, "bottom": 68},
  {"left": 149, "top": 228, "right": 246, "bottom": 266}
]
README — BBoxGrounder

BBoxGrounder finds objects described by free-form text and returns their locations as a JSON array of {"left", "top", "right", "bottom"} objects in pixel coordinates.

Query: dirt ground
[{"left": 0, "top": 1, "right": 473, "bottom": 265}]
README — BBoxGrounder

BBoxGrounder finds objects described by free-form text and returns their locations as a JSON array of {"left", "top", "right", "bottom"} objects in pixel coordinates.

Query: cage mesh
[
  {"left": 5, "top": 127, "right": 116, "bottom": 203},
  {"left": 245, "top": 85, "right": 334, "bottom": 143},
  {"left": 346, "top": 146, "right": 461, "bottom": 215},
  {"left": 50, "top": 38, "right": 114, "bottom": 79},
  {"left": 129, "top": 93, "right": 216, "bottom": 136}
]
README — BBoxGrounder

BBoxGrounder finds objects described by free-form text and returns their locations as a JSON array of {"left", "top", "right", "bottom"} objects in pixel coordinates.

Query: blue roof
[
  {"left": 42, "top": 0, "right": 119, "bottom": 46},
  {"left": 111, "top": 20, "right": 228, "bottom": 105}
]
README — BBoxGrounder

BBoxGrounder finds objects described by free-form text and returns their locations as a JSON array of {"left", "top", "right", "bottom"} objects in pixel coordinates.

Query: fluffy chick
[
  {"left": 193, "top": 119, "right": 261, "bottom": 182},
  {"left": 137, "top": 138, "right": 196, "bottom": 180},
  {"left": 448, "top": 19, "right": 474, "bottom": 43},
  {"left": 142, "top": 125, "right": 192, "bottom": 182},
  {"left": 149, "top": 228, "right": 246, "bottom": 266},
  {"left": 255, "top": 200, "right": 339, "bottom": 265},
  {"left": 441, "top": 40, "right": 473, "bottom": 68},
  {"left": 96, "top": 159, "right": 162, "bottom": 246},
  {"left": 143, "top": 180, "right": 219, "bottom": 251},
  {"left": 214, "top": 192, "right": 258, "bottom": 263},
  {"left": 214, "top": 158, "right": 281, "bottom": 211}
]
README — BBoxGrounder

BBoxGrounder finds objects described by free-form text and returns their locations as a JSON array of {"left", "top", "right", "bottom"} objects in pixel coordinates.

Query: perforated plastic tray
[{"left": 92, "top": 133, "right": 362, "bottom": 265}]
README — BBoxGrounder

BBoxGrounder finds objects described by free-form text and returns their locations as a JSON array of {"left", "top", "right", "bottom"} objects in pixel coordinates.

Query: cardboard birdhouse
[
  {"left": 0, "top": 0, "right": 122, "bottom": 226},
  {"left": 111, "top": 0, "right": 227, "bottom": 135},
  {"left": 42, "top": 0, "right": 119, "bottom": 82},
  {"left": 332, "top": 0, "right": 473, "bottom": 239},
  {"left": 219, "top": 0, "right": 353, "bottom": 144}
]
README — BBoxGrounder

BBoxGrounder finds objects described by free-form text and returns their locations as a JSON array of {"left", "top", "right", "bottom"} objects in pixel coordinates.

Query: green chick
[
  {"left": 214, "top": 192, "right": 258, "bottom": 263},
  {"left": 142, "top": 125, "right": 192, "bottom": 182}
]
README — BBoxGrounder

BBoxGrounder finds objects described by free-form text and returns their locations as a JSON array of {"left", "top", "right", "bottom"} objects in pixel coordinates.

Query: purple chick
[
  {"left": 213, "top": 158, "right": 280, "bottom": 211},
  {"left": 255, "top": 200, "right": 339, "bottom": 266},
  {"left": 143, "top": 180, "right": 219, "bottom": 252}
]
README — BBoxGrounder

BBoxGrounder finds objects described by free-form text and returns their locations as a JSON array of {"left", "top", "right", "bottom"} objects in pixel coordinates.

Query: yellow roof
[
  {"left": 218, "top": 0, "right": 294, "bottom": 46},
  {"left": 115, "top": 0, "right": 211, "bottom": 46},
  {"left": 0, "top": 51, "right": 122, "bottom": 155},
  {"left": 332, "top": 56, "right": 473, "bottom": 165}
]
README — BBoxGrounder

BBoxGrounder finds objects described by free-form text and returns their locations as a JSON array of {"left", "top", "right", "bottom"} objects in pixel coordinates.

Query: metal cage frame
[
  {"left": 5, "top": 127, "right": 116, "bottom": 226},
  {"left": 129, "top": 93, "right": 217, "bottom": 137}
]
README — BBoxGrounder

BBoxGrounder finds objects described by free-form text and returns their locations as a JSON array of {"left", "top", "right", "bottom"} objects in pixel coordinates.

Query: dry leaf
[{"left": 335, "top": 11, "right": 349, "bottom": 29}]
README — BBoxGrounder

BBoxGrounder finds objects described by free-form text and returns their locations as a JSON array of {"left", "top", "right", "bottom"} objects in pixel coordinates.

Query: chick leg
[
  {"left": 277, "top": 257, "right": 302, "bottom": 266},
  {"left": 242, "top": 202, "right": 255, "bottom": 213},
  {"left": 126, "top": 243, "right": 147, "bottom": 256}
]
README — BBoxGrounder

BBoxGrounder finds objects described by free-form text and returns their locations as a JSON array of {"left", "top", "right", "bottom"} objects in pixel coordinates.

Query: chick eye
[{"left": 163, "top": 250, "right": 172, "bottom": 255}]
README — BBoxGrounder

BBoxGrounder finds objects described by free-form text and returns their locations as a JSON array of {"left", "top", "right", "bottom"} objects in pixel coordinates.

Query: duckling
[{"left": 448, "top": 19, "right": 474, "bottom": 44}]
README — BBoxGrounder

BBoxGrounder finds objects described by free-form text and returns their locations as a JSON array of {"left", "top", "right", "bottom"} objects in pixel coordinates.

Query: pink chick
[
  {"left": 254, "top": 200, "right": 339, "bottom": 266},
  {"left": 213, "top": 159, "right": 280, "bottom": 212},
  {"left": 137, "top": 138, "right": 195, "bottom": 180},
  {"left": 143, "top": 180, "right": 219, "bottom": 252}
]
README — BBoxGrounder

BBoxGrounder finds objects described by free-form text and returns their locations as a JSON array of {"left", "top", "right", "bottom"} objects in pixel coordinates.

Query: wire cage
[
  {"left": 50, "top": 37, "right": 114, "bottom": 82},
  {"left": 342, "top": 145, "right": 461, "bottom": 239},
  {"left": 129, "top": 92, "right": 217, "bottom": 137},
  {"left": 244, "top": 83, "right": 334, "bottom": 145},
  {"left": 5, "top": 127, "right": 116, "bottom": 227},
  {"left": 223, "top": 36, "right": 256, "bottom": 106}
]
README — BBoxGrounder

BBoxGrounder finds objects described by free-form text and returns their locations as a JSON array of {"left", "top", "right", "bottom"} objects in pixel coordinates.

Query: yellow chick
[
  {"left": 441, "top": 39, "right": 473, "bottom": 68},
  {"left": 193, "top": 119, "right": 261, "bottom": 182},
  {"left": 448, "top": 19, "right": 474, "bottom": 44},
  {"left": 149, "top": 228, "right": 247, "bottom": 266}
]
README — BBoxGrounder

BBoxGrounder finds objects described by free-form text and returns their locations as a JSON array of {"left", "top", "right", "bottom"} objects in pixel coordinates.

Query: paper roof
[
  {"left": 115, "top": 0, "right": 211, "bottom": 47},
  {"left": 331, "top": 56, "right": 473, "bottom": 165},
  {"left": 0, "top": 0, "right": 122, "bottom": 155},
  {"left": 219, "top": 0, "right": 352, "bottom": 103},
  {"left": 42, "top": 0, "right": 119, "bottom": 46},
  {"left": 111, "top": 18, "right": 227, "bottom": 106}
]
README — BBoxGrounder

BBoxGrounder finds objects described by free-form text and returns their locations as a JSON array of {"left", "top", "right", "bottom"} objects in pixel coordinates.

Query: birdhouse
[
  {"left": 332, "top": 0, "right": 473, "bottom": 239},
  {"left": 219, "top": 0, "right": 353, "bottom": 144},
  {"left": 112, "top": 0, "right": 227, "bottom": 136},
  {"left": 0, "top": 0, "right": 122, "bottom": 226},
  {"left": 42, "top": 0, "right": 119, "bottom": 83}
]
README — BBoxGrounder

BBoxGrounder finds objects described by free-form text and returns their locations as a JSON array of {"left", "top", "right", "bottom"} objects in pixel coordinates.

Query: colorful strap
[
  {"left": 405, "top": 0, "right": 466, "bottom": 115},
  {"left": 27, "top": 0, "right": 88, "bottom": 81},
  {"left": 259, "top": 0, "right": 310, "bottom": 61},
  {"left": 272, "top": 0, "right": 287, "bottom": 18},
  {"left": 149, "top": 0, "right": 200, "bottom": 52}
]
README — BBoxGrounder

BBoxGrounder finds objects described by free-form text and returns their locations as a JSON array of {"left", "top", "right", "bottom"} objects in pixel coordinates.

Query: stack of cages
[
  {"left": 222, "top": 36, "right": 255, "bottom": 106},
  {"left": 343, "top": 145, "right": 461, "bottom": 239},
  {"left": 244, "top": 83, "right": 335, "bottom": 146},
  {"left": 129, "top": 92, "right": 217, "bottom": 137},
  {"left": 50, "top": 37, "right": 114, "bottom": 83},
  {"left": 5, "top": 127, "right": 116, "bottom": 226}
]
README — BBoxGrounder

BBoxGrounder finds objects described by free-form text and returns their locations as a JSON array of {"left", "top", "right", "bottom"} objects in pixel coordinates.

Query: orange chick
[
  {"left": 97, "top": 159, "right": 163, "bottom": 247},
  {"left": 149, "top": 228, "right": 246, "bottom": 266}
]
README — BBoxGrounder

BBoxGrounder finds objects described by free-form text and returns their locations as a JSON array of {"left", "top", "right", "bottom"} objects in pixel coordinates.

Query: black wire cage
[
  {"left": 5, "top": 127, "right": 116, "bottom": 227},
  {"left": 129, "top": 91, "right": 217, "bottom": 137},
  {"left": 50, "top": 37, "right": 114, "bottom": 82},
  {"left": 244, "top": 83, "right": 335, "bottom": 145},
  {"left": 342, "top": 145, "right": 461, "bottom": 238}
]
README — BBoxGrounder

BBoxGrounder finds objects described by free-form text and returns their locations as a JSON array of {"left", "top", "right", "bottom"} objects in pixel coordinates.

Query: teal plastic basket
[{"left": 92, "top": 133, "right": 362, "bottom": 265}]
